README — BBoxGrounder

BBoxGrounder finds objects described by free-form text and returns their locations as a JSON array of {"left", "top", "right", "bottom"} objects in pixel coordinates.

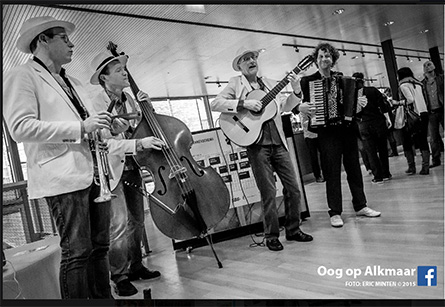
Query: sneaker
[
  {"left": 114, "top": 279, "right": 138, "bottom": 296},
  {"left": 383, "top": 174, "right": 392, "bottom": 181},
  {"left": 356, "top": 207, "right": 381, "bottom": 217},
  {"left": 128, "top": 267, "right": 161, "bottom": 281},
  {"left": 330, "top": 215, "right": 344, "bottom": 227},
  {"left": 266, "top": 238, "right": 284, "bottom": 251},
  {"left": 371, "top": 179, "right": 384, "bottom": 184}
]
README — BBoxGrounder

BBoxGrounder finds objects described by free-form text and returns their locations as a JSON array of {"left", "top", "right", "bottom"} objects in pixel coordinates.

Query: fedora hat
[
  {"left": 16, "top": 16, "right": 75, "bottom": 54},
  {"left": 232, "top": 47, "right": 261, "bottom": 71},
  {"left": 90, "top": 51, "right": 129, "bottom": 85}
]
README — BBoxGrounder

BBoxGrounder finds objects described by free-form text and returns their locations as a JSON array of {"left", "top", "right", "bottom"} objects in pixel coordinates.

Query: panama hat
[
  {"left": 232, "top": 47, "right": 261, "bottom": 71},
  {"left": 90, "top": 51, "right": 129, "bottom": 85},
  {"left": 16, "top": 16, "right": 75, "bottom": 54}
]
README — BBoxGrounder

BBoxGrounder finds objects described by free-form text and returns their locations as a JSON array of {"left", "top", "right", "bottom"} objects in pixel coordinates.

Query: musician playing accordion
[{"left": 294, "top": 42, "right": 381, "bottom": 228}]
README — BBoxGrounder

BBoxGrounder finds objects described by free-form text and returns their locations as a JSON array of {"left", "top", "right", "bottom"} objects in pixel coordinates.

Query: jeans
[
  {"left": 109, "top": 169, "right": 145, "bottom": 284},
  {"left": 246, "top": 144, "right": 301, "bottom": 239},
  {"left": 359, "top": 119, "right": 391, "bottom": 180},
  {"left": 46, "top": 183, "right": 112, "bottom": 299},
  {"left": 428, "top": 108, "right": 444, "bottom": 164},
  {"left": 317, "top": 124, "right": 367, "bottom": 216}
]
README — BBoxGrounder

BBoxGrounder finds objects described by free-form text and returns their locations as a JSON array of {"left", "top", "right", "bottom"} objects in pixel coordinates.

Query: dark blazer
[{"left": 356, "top": 86, "right": 389, "bottom": 123}]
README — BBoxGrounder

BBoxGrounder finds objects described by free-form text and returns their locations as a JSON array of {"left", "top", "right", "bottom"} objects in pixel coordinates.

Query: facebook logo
[{"left": 417, "top": 266, "right": 437, "bottom": 286}]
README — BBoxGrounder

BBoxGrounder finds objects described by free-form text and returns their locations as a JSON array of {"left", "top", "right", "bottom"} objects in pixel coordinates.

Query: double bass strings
[{"left": 138, "top": 101, "right": 193, "bottom": 197}]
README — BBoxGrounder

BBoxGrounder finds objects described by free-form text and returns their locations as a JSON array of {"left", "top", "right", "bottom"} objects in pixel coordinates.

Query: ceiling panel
[{"left": 2, "top": 4, "right": 444, "bottom": 99}]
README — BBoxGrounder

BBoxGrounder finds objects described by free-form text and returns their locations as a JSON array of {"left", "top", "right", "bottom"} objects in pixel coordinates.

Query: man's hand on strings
[{"left": 137, "top": 136, "right": 165, "bottom": 151}]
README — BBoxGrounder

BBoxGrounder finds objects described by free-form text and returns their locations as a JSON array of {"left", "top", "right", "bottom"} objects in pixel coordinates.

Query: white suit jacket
[
  {"left": 92, "top": 90, "right": 142, "bottom": 191},
  {"left": 210, "top": 74, "right": 300, "bottom": 150},
  {"left": 3, "top": 59, "right": 95, "bottom": 199}
]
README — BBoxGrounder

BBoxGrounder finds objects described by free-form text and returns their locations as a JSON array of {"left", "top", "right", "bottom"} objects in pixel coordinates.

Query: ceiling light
[
  {"left": 418, "top": 57, "right": 422, "bottom": 61},
  {"left": 378, "top": 53, "right": 382, "bottom": 58},
  {"left": 351, "top": 56, "right": 358, "bottom": 60},
  {"left": 361, "top": 52, "right": 365, "bottom": 57},
  {"left": 343, "top": 50, "right": 347, "bottom": 56},
  {"left": 384, "top": 21, "right": 394, "bottom": 26},
  {"left": 185, "top": 5, "right": 206, "bottom": 14},
  {"left": 259, "top": 48, "right": 266, "bottom": 53},
  {"left": 294, "top": 46, "right": 299, "bottom": 52},
  {"left": 332, "top": 8, "right": 345, "bottom": 15},
  {"left": 420, "top": 29, "right": 429, "bottom": 34}
]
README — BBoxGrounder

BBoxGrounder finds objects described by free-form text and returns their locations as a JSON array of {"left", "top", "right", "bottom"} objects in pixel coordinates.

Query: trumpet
[{"left": 90, "top": 129, "right": 117, "bottom": 203}]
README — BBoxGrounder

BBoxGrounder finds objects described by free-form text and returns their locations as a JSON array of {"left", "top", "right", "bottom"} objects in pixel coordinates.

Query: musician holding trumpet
[
  {"left": 90, "top": 51, "right": 164, "bottom": 297},
  {"left": 3, "top": 17, "right": 129, "bottom": 299},
  {"left": 296, "top": 42, "right": 381, "bottom": 228}
]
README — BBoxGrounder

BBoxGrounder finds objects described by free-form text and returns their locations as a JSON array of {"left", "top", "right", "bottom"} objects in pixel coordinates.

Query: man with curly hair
[{"left": 294, "top": 43, "right": 381, "bottom": 228}]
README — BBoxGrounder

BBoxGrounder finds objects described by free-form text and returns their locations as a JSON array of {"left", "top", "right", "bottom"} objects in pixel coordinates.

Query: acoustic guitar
[{"left": 219, "top": 54, "right": 314, "bottom": 147}]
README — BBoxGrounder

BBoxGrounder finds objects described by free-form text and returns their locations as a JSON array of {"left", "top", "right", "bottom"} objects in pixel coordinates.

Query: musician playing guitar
[
  {"left": 211, "top": 47, "right": 313, "bottom": 251},
  {"left": 295, "top": 42, "right": 381, "bottom": 229}
]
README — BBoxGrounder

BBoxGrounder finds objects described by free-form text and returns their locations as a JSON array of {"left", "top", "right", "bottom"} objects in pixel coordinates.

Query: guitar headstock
[{"left": 298, "top": 54, "right": 314, "bottom": 71}]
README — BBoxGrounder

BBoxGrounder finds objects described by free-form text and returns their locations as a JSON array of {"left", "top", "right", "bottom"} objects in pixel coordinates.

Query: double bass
[{"left": 107, "top": 42, "right": 230, "bottom": 257}]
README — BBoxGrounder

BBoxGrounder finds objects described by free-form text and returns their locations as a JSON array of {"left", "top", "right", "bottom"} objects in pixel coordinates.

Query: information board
[{"left": 190, "top": 128, "right": 283, "bottom": 208}]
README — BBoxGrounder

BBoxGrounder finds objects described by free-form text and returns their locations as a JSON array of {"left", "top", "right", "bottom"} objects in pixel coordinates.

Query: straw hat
[
  {"left": 232, "top": 47, "right": 261, "bottom": 71},
  {"left": 90, "top": 51, "right": 129, "bottom": 85},
  {"left": 16, "top": 16, "right": 75, "bottom": 54}
]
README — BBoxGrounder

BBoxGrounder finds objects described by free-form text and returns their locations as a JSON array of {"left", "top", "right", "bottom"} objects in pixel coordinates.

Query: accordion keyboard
[{"left": 309, "top": 80, "right": 327, "bottom": 126}]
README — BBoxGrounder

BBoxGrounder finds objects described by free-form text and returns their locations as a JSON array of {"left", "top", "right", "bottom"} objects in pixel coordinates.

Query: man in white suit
[
  {"left": 90, "top": 51, "right": 164, "bottom": 296},
  {"left": 3, "top": 16, "right": 127, "bottom": 299},
  {"left": 210, "top": 47, "right": 313, "bottom": 251}
]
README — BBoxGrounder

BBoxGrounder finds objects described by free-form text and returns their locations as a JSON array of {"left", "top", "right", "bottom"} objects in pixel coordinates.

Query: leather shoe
[
  {"left": 266, "top": 238, "right": 283, "bottom": 251},
  {"left": 128, "top": 266, "right": 161, "bottom": 281},
  {"left": 115, "top": 279, "right": 138, "bottom": 296},
  {"left": 286, "top": 229, "right": 313, "bottom": 242}
]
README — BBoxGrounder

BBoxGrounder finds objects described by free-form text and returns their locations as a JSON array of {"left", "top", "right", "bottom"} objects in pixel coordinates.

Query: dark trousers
[
  {"left": 359, "top": 120, "right": 391, "bottom": 180},
  {"left": 109, "top": 169, "right": 146, "bottom": 284},
  {"left": 305, "top": 137, "right": 322, "bottom": 179},
  {"left": 46, "top": 183, "right": 112, "bottom": 299},
  {"left": 247, "top": 144, "right": 302, "bottom": 239},
  {"left": 428, "top": 108, "right": 444, "bottom": 164},
  {"left": 317, "top": 125, "right": 367, "bottom": 217},
  {"left": 357, "top": 137, "right": 372, "bottom": 171},
  {"left": 402, "top": 112, "right": 430, "bottom": 157}
]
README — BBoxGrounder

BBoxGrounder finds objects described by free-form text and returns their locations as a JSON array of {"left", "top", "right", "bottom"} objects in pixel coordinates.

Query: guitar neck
[{"left": 261, "top": 65, "right": 302, "bottom": 106}]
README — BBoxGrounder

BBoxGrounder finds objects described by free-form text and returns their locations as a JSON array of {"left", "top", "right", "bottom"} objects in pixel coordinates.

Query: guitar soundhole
[{"left": 251, "top": 108, "right": 264, "bottom": 116}]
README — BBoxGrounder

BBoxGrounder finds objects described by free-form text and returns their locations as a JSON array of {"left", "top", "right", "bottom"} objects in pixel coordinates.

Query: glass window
[
  {"left": 151, "top": 97, "right": 212, "bottom": 132},
  {"left": 2, "top": 134, "right": 13, "bottom": 184},
  {"left": 2, "top": 128, "right": 27, "bottom": 183}
]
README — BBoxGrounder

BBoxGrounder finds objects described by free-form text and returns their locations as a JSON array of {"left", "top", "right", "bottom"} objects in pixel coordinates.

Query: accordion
[{"left": 309, "top": 75, "right": 362, "bottom": 128}]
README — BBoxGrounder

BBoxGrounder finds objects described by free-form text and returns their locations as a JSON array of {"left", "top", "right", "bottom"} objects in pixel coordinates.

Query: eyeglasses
[
  {"left": 51, "top": 33, "right": 70, "bottom": 44},
  {"left": 240, "top": 54, "right": 258, "bottom": 63}
]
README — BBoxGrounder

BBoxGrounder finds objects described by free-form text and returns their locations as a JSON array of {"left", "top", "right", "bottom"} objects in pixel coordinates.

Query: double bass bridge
[{"left": 168, "top": 164, "right": 188, "bottom": 183}]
